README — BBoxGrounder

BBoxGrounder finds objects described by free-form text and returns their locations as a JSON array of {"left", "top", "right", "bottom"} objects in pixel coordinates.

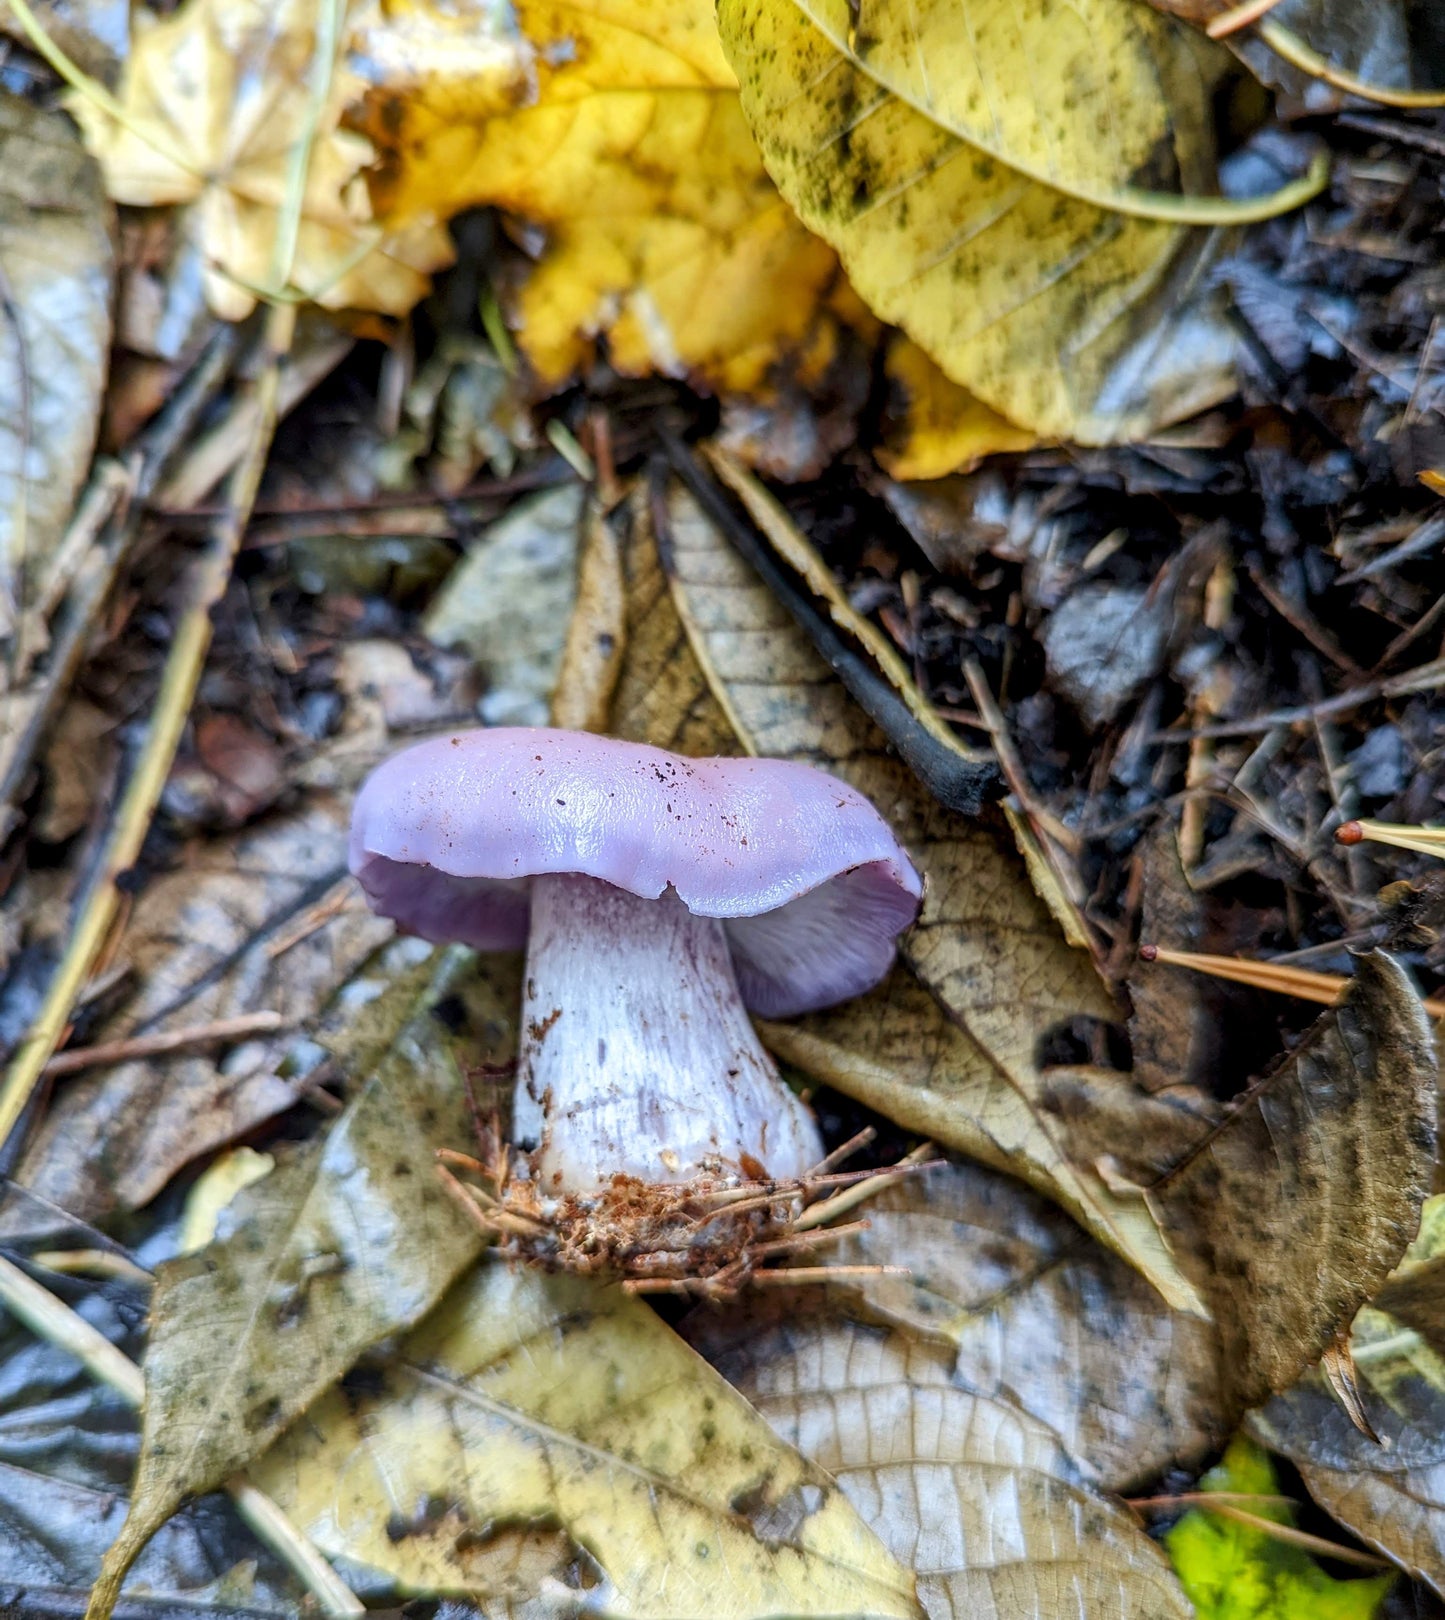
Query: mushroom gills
[{"left": 515, "top": 873, "right": 824, "bottom": 1193}]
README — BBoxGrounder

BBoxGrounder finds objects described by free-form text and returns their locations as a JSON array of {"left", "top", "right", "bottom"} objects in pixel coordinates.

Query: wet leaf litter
[{"left": 0, "top": 0, "right": 1440, "bottom": 1618}]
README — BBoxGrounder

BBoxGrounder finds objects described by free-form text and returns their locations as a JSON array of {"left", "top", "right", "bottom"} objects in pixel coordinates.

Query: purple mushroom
[{"left": 349, "top": 727, "right": 922, "bottom": 1195}]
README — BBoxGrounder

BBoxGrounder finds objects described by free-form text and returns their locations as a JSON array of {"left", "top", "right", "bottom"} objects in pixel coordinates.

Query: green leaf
[{"left": 1165, "top": 1437, "right": 1395, "bottom": 1620}]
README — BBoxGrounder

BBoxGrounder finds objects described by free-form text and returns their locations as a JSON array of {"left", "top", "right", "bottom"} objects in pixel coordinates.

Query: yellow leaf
[
  {"left": 70, "top": 0, "right": 460, "bottom": 318},
  {"left": 719, "top": 0, "right": 1250, "bottom": 441},
  {"left": 878, "top": 336, "right": 1038, "bottom": 480},
  {"left": 254, "top": 1265, "right": 922, "bottom": 1617},
  {"left": 358, "top": 0, "right": 851, "bottom": 395}
]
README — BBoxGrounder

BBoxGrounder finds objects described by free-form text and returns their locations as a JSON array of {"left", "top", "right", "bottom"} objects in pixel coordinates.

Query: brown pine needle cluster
[{"left": 435, "top": 1119, "right": 934, "bottom": 1301}]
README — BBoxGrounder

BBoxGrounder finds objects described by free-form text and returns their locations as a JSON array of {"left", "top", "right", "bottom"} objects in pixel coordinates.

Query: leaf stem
[
  {"left": 0, "top": 1253, "right": 363, "bottom": 1615},
  {"left": 1258, "top": 19, "right": 1445, "bottom": 109}
]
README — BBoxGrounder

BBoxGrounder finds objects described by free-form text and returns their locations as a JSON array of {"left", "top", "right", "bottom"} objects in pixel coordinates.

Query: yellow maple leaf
[
  {"left": 354, "top": 0, "right": 852, "bottom": 396},
  {"left": 71, "top": 0, "right": 474, "bottom": 320}
]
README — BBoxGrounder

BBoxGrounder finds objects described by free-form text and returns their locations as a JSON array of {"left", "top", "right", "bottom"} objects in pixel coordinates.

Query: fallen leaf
[
  {"left": 1252, "top": 1197, "right": 1445, "bottom": 1596},
  {"left": 877, "top": 337, "right": 1038, "bottom": 482},
  {"left": 0, "top": 94, "right": 113, "bottom": 652},
  {"left": 1042, "top": 583, "right": 1170, "bottom": 728},
  {"left": 826, "top": 1160, "right": 1222, "bottom": 1491},
  {"left": 70, "top": 0, "right": 458, "bottom": 319},
  {"left": 86, "top": 942, "right": 521, "bottom": 1606},
  {"left": 3, "top": 801, "right": 388, "bottom": 1235},
  {"left": 631, "top": 479, "right": 1203, "bottom": 1312},
  {"left": 1147, "top": 951, "right": 1437, "bottom": 1412},
  {"left": 1164, "top": 1435, "right": 1395, "bottom": 1620},
  {"left": 254, "top": 1264, "right": 920, "bottom": 1617},
  {"left": 359, "top": 0, "right": 854, "bottom": 396},
  {"left": 693, "top": 1309, "right": 1194, "bottom": 1620},
  {"left": 718, "top": 0, "right": 1247, "bottom": 439},
  {"left": 422, "top": 480, "right": 584, "bottom": 725}
]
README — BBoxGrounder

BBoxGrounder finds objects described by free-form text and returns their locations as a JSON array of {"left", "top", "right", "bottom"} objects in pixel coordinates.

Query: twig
[
  {"left": 1150, "top": 656, "right": 1445, "bottom": 740},
  {"left": 1204, "top": 0, "right": 1285, "bottom": 37},
  {"left": 0, "top": 1253, "right": 363, "bottom": 1616},
  {"left": 658, "top": 435, "right": 1000, "bottom": 817},
  {"left": 42, "top": 1011, "right": 284, "bottom": 1077},
  {"left": 1190, "top": 1501, "right": 1393, "bottom": 1570},
  {"left": 0, "top": 303, "right": 296, "bottom": 1154}
]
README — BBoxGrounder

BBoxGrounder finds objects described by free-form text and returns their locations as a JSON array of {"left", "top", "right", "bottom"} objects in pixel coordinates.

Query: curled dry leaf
[
  {"left": 1147, "top": 951, "right": 1437, "bottom": 1413},
  {"left": 69, "top": 0, "right": 460, "bottom": 319},
  {"left": 358, "top": 0, "right": 855, "bottom": 396},
  {"left": 718, "top": 0, "right": 1243, "bottom": 440},
  {"left": 1251, "top": 1197, "right": 1445, "bottom": 1596},
  {"left": 692, "top": 1310, "right": 1194, "bottom": 1620},
  {"left": 551, "top": 496, "right": 627, "bottom": 733},
  {"left": 825, "top": 1161, "right": 1222, "bottom": 1491},
  {"left": 86, "top": 944, "right": 521, "bottom": 1610},
  {"left": 254, "top": 1264, "right": 919, "bottom": 1616},
  {"left": 617, "top": 479, "right": 1203, "bottom": 1313},
  {"left": 0, "top": 95, "right": 113, "bottom": 655},
  {"left": 2, "top": 802, "right": 389, "bottom": 1236}
]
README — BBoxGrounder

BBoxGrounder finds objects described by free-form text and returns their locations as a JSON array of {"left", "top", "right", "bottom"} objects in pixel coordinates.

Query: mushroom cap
[{"left": 349, "top": 727, "right": 922, "bottom": 1017}]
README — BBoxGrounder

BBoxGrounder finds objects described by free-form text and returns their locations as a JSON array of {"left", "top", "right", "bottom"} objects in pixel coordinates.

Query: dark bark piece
[{"left": 1149, "top": 950, "right": 1437, "bottom": 1413}]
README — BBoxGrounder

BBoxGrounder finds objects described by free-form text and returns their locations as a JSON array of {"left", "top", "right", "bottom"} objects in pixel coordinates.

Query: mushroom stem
[{"left": 514, "top": 874, "right": 824, "bottom": 1193}]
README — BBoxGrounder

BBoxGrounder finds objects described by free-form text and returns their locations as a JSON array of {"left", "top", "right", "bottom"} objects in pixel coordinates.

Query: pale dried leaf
[
  {"left": 423, "top": 481, "right": 584, "bottom": 725},
  {"left": 694, "top": 1311, "right": 1194, "bottom": 1620},
  {"left": 1252, "top": 1282, "right": 1445, "bottom": 1596},
  {"left": 255, "top": 1265, "right": 921, "bottom": 1618},
  {"left": 827, "top": 1161, "right": 1222, "bottom": 1490}
]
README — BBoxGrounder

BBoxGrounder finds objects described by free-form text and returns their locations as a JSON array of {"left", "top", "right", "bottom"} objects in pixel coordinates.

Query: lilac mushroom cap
[{"left": 349, "top": 727, "right": 922, "bottom": 1018}]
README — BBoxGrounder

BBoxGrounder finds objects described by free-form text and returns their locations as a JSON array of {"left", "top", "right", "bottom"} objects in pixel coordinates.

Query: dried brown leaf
[
  {"left": 617, "top": 480, "right": 1203, "bottom": 1313},
  {"left": 1251, "top": 1199, "right": 1445, "bottom": 1596},
  {"left": 822, "top": 1161, "right": 1223, "bottom": 1491},
  {"left": 86, "top": 944, "right": 521, "bottom": 1608},
  {"left": 0, "top": 95, "right": 113, "bottom": 658},
  {"left": 3, "top": 802, "right": 388, "bottom": 1236},
  {"left": 691, "top": 1310, "right": 1194, "bottom": 1620},
  {"left": 1148, "top": 950, "right": 1437, "bottom": 1412}
]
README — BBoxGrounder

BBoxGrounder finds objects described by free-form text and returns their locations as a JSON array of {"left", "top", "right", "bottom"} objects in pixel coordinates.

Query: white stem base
[{"left": 515, "top": 874, "right": 824, "bottom": 1193}]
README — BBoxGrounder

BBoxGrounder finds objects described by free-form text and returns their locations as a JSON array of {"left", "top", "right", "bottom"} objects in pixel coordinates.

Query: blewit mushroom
[{"left": 349, "top": 727, "right": 922, "bottom": 1197}]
